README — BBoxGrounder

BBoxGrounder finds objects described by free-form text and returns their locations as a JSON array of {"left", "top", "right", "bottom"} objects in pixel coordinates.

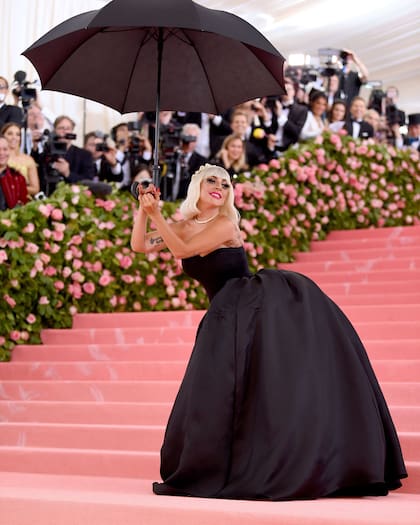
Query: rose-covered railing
[{"left": 0, "top": 131, "right": 419, "bottom": 359}]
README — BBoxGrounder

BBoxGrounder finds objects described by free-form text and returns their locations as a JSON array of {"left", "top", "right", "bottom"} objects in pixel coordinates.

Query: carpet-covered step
[
  {"left": 280, "top": 256, "right": 420, "bottom": 273},
  {"left": 9, "top": 338, "right": 420, "bottom": 362},
  {"left": 1, "top": 474, "right": 420, "bottom": 525},
  {"left": 0, "top": 446, "right": 418, "bottom": 494},
  {"left": 0, "top": 380, "right": 180, "bottom": 402},
  {"left": 0, "top": 401, "right": 172, "bottom": 425},
  {"left": 2, "top": 400, "right": 419, "bottom": 431},
  {"left": 320, "top": 281, "right": 419, "bottom": 296},
  {"left": 10, "top": 343, "right": 193, "bottom": 362},
  {"left": 0, "top": 422, "right": 165, "bottom": 451},
  {"left": 295, "top": 246, "right": 420, "bottom": 262},
  {"left": 310, "top": 237, "right": 419, "bottom": 252},
  {"left": 68, "top": 304, "right": 420, "bottom": 327},
  {"left": 41, "top": 326, "right": 197, "bottom": 345},
  {"left": 39, "top": 321, "right": 420, "bottom": 345},
  {"left": 301, "top": 269, "right": 420, "bottom": 283},
  {"left": 72, "top": 310, "right": 205, "bottom": 329},
  {"left": 326, "top": 225, "right": 420, "bottom": 240},
  {"left": 1, "top": 423, "right": 419, "bottom": 459},
  {"left": 3, "top": 359, "right": 420, "bottom": 382},
  {"left": 1, "top": 361, "right": 188, "bottom": 381},
  {"left": 0, "top": 446, "right": 159, "bottom": 478},
  {"left": 1, "top": 380, "right": 419, "bottom": 406}
]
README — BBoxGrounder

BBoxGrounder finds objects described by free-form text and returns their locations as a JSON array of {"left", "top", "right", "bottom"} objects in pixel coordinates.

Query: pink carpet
[{"left": 0, "top": 224, "right": 419, "bottom": 524}]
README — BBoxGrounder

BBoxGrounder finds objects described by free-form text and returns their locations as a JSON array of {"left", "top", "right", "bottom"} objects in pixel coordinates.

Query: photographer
[
  {"left": 368, "top": 86, "right": 406, "bottom": 146},
  {"left": 84, "top": 131, "right": 123, "bottom": 183},
  {"left": 36, "top": 115, "right": 95, "bottom": 195},
  {"left": 112, "top": 121, "right": 152, "bottom": 189},
  {"left": 0, "top": 75, "right": 23, "bottom": 129},
  {"left": 162, "top": 123, "right": 207, "bottom": 201},
  {"left": 337, "top": 49, "right": 368, "bottom": 106}
]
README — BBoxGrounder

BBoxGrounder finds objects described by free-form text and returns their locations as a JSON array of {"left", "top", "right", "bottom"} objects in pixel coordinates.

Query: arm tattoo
[{"left": 149, "top": 236, "right": 164, "bottom": 246}]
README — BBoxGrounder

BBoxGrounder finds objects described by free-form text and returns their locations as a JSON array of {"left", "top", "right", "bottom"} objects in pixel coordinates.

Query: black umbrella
[{"left": 23, "top": 0, "right": 285, "bottom": 186}]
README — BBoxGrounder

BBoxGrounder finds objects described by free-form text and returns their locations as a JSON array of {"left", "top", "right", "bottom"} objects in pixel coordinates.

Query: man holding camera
[
  {"left": 165, "top": 123, "right": 207, "bottom": 201},
  {"left": 34, "top": 115, "right": 95, "bottom": 195},
  {"left": 84, "top": 131, "right": 123, "bottom": 183}
]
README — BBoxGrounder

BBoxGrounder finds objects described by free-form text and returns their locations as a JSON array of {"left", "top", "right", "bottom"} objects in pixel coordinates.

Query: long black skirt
[{"left": 153, "top": 270, "right": 407, "bottom": 500}]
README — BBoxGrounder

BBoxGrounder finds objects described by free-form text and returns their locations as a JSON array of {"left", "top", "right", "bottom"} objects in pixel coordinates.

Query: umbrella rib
[{"left": 121, "top": 29, "right": 153, "bottom": 112}]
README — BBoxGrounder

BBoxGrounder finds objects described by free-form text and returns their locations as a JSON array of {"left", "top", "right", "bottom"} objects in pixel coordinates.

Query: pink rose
[
  {"left": 3, "top": 294, "right": 16, "bottom": 308},
  {"left": 10, "top": 331, "right": 21, "bottom": 342},
  {"left": 38, "top": 203, "right": 54, "bottom": 217},
  {"left": 99, "top": 274, "right": 112, "bottom": 286},
  {"left": 26, "top": 314, "right": 36, "bottom": 324},
  {"left": 51, "top": 208, "right": 63, "bottom": 221},
  {"left": 0, "top": 250, "right": 7, "bottom": 264},
  {"left": 109, "top": 296, "right": 118, "bottom": 307},
  {"left": 23, "top": 223, "right": 35, "bottom": 234},
  {"left": 39, "top": 296, "right": 50, "bottom": 305},
  {"left": 146, "top": 274, "right": 156, "bottom": 286},
  {"left": 45, "top": 266, "right": 57, "bottom": 277},
  {"left": 82, "top": 282, "right": 95, "bottom": 294},
  {"left": 119, "top": 256, "right": 133, "bottom": 269},
  {"left": 54, "top": 281, "right": 65, "bottom": 291}
]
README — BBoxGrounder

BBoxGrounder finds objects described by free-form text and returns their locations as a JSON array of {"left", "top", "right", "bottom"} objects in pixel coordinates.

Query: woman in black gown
[{"left": 130, "top": 164, "right": 407, "bottom": 500}]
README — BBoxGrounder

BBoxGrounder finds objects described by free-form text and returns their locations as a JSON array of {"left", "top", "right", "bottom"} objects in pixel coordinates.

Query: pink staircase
[{"left": 1, "top": 225, "right": 420, "bottom": 525}]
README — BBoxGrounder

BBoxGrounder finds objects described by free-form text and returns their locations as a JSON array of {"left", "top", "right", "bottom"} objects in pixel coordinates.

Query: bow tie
[{"left": 352, "top": 119, "right": 363, "bottom": 124}]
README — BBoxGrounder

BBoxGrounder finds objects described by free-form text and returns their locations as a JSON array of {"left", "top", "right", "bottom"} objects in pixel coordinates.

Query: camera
[
  {"left": 130, "top": 179, "right": 153, "bottom": 200},
  {"left": 180, "top": 134, "right": 197, "bottom": 144},
  {"left": 95, "top": 142, "right": 111, "bottom": 153},
  {"left": 12, "top": 71, "right": 38, "bottom": 108}
]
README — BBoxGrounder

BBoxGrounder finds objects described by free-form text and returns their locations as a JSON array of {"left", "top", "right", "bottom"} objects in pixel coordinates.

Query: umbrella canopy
[
  {"left": 23, "top": 0, "right": 285, "bottom": 187},
  {"left": 23, "top": 0, "right": 285, "bottom": 114}
]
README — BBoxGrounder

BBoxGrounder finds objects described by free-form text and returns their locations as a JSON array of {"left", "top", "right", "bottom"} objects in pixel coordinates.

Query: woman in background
[
  {"left": 1, "top": 122, "right": 40, "bottom": 196},
  {"left": 212, "top": 133, "right": 248, "bottom": 178}
]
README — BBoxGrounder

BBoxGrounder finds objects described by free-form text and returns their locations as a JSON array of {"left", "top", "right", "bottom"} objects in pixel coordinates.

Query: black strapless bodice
[{"left": 182, "top": 247, "right": 252, "bottom": 301}]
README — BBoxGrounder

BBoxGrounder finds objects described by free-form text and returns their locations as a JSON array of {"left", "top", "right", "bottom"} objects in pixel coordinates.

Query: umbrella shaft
[{"left": 153, "top": 28, "right": 164, "bottom": 186}]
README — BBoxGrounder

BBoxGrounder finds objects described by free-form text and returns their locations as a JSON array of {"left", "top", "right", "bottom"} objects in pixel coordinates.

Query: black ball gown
[{"left": 152, "top": 247, "right": 407, "bottom": 500}]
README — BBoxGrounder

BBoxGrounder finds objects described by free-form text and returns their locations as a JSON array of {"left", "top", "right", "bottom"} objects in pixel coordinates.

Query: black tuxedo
[
  {"left": 185, "top": 112, "right": 231, "bottom": 158},
  {"left": 94, "top": 157, "right": 123, "bottom": 183},
  {"left": 344, "top": 119, "right": 374, "bottom": 139},
  {"left": 282, "top": 103, "right": 309, "bottom": 150},
  {"left": 0, "top": 104, "right": 23, "bottom": 129},
  {"left": 64, "top": 145, "right": 96, "bottom": 183}
]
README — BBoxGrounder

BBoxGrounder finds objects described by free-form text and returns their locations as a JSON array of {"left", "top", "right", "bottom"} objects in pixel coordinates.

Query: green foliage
[{"left": 0, "top": 132, "right": 419, "bottom": 359}]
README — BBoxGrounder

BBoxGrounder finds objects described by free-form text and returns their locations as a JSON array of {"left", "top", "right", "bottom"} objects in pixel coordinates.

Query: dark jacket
[
  {"left": 343, "top": 119, "right": 374, "bottom": 139},
  {"left": 0, "top": 104, "right": 24, "bottom": 129}
]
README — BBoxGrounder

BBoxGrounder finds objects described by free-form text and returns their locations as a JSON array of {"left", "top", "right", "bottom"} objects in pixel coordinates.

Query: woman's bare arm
[{"left": 140, "top": 192, "right": 237, "bottom": 259}]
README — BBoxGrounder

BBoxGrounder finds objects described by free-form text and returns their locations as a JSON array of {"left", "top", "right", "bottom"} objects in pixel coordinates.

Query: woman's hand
[{"left": 139, "top": 184, "right": 161, "bottom": 217}]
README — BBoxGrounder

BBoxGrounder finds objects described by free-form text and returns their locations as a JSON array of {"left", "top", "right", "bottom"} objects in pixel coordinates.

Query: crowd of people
[{"left": 0, "top": 50, "right": 419, "bottom": 210}]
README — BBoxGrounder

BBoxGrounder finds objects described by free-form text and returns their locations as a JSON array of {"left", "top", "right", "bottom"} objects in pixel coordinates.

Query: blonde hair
[
  {"left": 217, "top": 133, "right": 248, "bottom": 173},
  {"left": 180, "top": 164, "right": 240, "bottom": 225}
]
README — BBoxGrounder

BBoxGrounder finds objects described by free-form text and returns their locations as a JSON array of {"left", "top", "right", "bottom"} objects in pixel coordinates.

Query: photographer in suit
[
  {"left": 344, "top": 97, "right": 374, "bottom": 139},
  {"left": 163, "top": 123, "right": 207, "bottom": 201},
  {"left": 84, "top": 131, "right": 123, "bottom": 183},
  {"left": 36, "top": 115, "right": 95, "bottom": 195}
]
